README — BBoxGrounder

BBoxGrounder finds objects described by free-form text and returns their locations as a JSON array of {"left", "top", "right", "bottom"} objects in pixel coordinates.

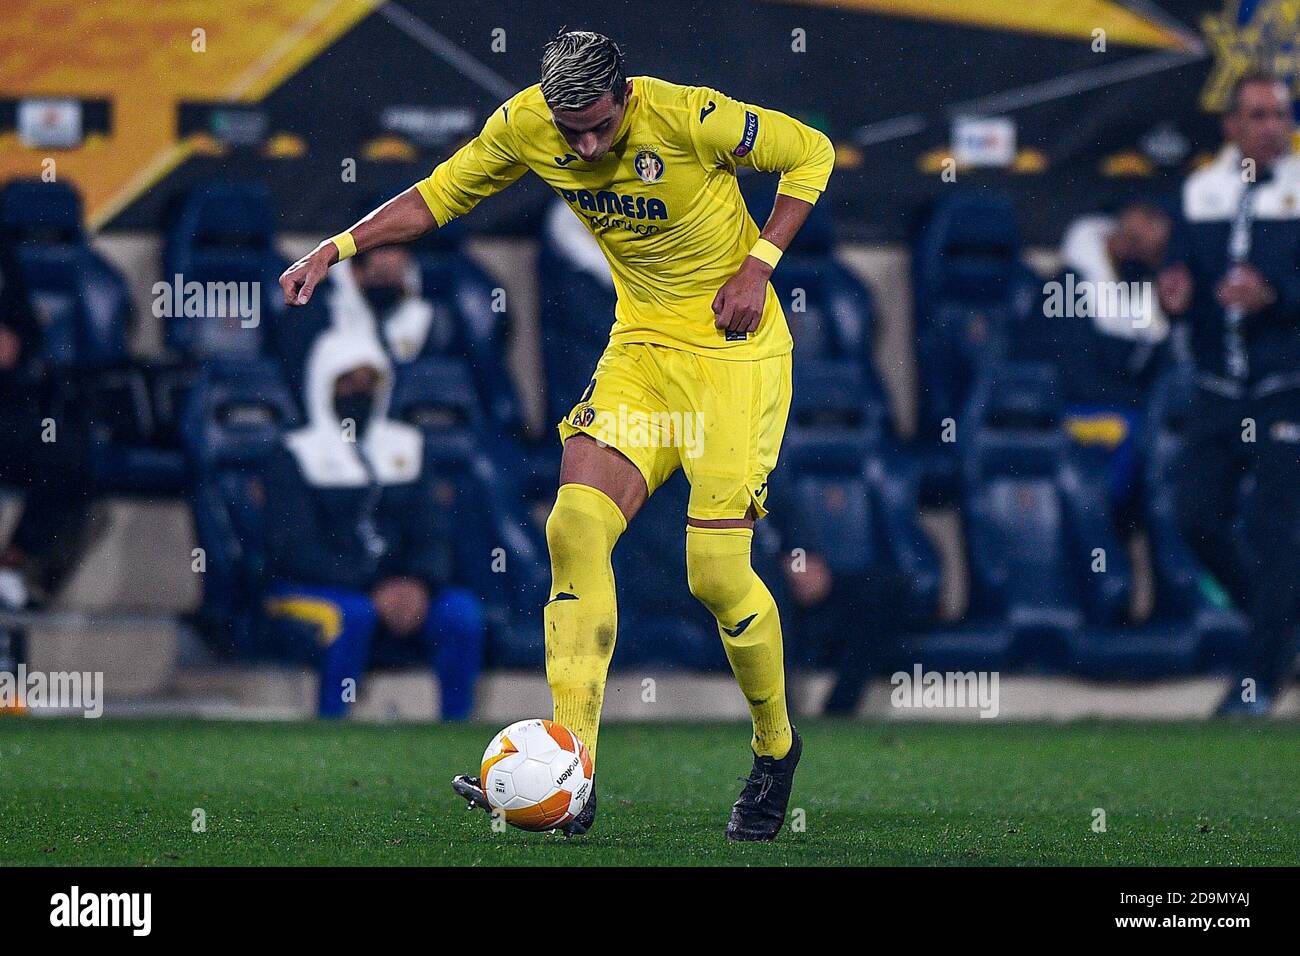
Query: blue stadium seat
[
  {"left": 911, "top": 191, "right": 1041, "bottom": 504},
  {"left": 787, "top": 358, "right": 889, "bottom": 454},
  {"left": 80, "top": 361, "right": 197, "bottom": 495},
  {"left": 406, "top": 219, "right": 525, "bottom": 438},
  {"left": 916, "top": 362, "right": 1132, "bottom": 671},
  {"left": 181, "top": 358, "right": 300, "bottom": 653},
  {"left": 162, "top": 181, "right": 287, "bottom": 358},
  {"left": 743, "top": 183, "right": 893, "bottom": 428},
  {"left": 536, "top": 216, "right": 617, "bottom": 427},
  {"left": 1067, "top": 365, "right": 1247, "bottom": 678},
  {"left": 743, "top": 186, "right": 867, "bottom": 356},
  {"left": 391, "top": 357, "right": 549, "bottom": 666},
  {"left": 777, "top": 437, "right": 940, "bottom": 625},
  {"left": 775, "top": 359, "right": 940, "bottom": 660},
  {"left": 0, "top": 179, "right": 129, "bottom": 368},
  {"left": 1, "top": 179, "right": 193, "bottom": 493},
  {"left": 390, "top": 356, "right": 482, "bottom": 465}
]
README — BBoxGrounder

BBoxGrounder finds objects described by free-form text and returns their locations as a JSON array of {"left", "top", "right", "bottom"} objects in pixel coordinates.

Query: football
[{"left": 480, "top": 719, "right": 593, "bottom": 831}]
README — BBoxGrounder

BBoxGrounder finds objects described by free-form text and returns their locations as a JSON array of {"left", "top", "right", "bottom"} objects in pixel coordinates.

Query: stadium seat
[
  {"left": 537, "top": 210, "right": 618, "bottom": 427},
  {"left": 778, "top": 438, "right": 940, "bottom": 621},
  {"left": 1066, "top": 365, "right": 1247, "bottom": 678},
  {"left": 614, "top": 472, "right": 730, "bottom": 669},
  {"left": 405, "top": 219, "right": 525, "bottom": 439},
  {"left": 389, "top": 356, "right": 482, "bottom": 464},
  {"left": 743, "top": 185, "right": 867, "bottom": 357},
  {"left": 0, "top": 179, "right": 129, "bottom": 368},
  {"left": 910, "top": 191, "right": 1041, "bottom": 504},
  {"left": 774, "top": 358, "right": 940, "bottom": 665},
  {"left": 162, "top": 180, "right": 287, "bottom": 358},
  {"left": 78, "top": 360, "right": 198, "bottom": 495},
  {"left": 743, "top": 182, "right": 894, "bottom": 429},
  {"left": 390, "top": 357, "right": 549, "bottom": 666},
  {"left": 0, "top": 179, "right": 194, "bottom": 494},
  {"left": 181, "top": 358, "right": 301, "bottom": 653},
  {"left": 916, "top": 362, "right": 1132, "bottom": 672},
  {"left": 787, "top": 358, "right": 890, "bottom": 453}
]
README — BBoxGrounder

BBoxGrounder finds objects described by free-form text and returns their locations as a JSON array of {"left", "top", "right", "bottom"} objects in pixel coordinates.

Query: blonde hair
[{"left": 540, "top": 30, "right": 626, "bottom": 112}]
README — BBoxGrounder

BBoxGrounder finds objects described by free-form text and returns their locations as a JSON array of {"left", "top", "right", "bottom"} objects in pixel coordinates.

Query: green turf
[{"left": 0, "top": 719, "right": 1295, "bottom": 865}]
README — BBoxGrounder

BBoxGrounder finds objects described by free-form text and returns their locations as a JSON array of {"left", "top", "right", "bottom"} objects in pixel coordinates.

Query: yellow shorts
[{"left": 557, "top": 342, "right": 792, "bottom": 521}]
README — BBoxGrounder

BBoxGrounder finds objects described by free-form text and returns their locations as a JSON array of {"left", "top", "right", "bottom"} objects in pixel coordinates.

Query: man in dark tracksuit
[
  {"left": 261, "top": 323, "right": 484, "bottom": 719},
  {"left": 1159, "top": 74, "right": 1300, "bottom": 714}
]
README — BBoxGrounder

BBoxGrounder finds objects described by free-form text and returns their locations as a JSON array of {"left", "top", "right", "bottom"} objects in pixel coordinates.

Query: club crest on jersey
[{"left": 633, "top": 149, "right": 664, "bottom": 183}]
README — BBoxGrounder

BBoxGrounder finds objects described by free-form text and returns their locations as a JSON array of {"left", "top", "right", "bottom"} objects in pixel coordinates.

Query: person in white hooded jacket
[
  {"left": 265, "top": 230, "right": 524, "bottom": 439},
  {"left": 260, "top": 323, "right": 484, "bottom": 718}
]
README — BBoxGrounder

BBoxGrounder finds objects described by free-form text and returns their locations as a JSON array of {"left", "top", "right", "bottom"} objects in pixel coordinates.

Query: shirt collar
[{"left": 612, "top": 80, "right": 638, "bottom": 147}]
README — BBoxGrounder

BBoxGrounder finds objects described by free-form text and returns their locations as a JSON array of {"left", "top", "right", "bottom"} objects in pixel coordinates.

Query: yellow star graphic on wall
[{"left": 1201, "top": 0, "right": 1300, "bottom": 112}]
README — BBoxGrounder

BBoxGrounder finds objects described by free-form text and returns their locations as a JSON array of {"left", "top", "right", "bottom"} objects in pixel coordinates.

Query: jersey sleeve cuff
[
  {"left": 775, "top": 180, "right": 825, "bottom": 205},
  {"left": 414, "top": 177, "right": 452, "bottom": 227}
]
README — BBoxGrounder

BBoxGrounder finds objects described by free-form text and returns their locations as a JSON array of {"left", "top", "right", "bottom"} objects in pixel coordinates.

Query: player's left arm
[{"left": 691, "top": 89, "right": 835, "bottom": 333}]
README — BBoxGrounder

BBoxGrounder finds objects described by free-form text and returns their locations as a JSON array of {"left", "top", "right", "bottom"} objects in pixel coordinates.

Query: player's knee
[
  {"left": 688, "top": 562, "right": 752, "bottom": 618},
  {"left": 685, "top": 530, "right": 754, "bottom": 617},
  {"left": 545, "top": 484, "right": 626, "bottom": 569}
]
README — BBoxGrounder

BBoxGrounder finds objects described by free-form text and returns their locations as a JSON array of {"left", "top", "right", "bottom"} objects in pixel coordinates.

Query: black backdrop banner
[{"left": 109, "top": 0, "right": 1296, "bottom": 244}]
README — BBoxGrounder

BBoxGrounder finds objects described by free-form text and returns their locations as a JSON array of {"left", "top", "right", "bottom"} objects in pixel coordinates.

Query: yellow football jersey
[{"left": 415, "top": 76, "right": 834, "bottom": 360}]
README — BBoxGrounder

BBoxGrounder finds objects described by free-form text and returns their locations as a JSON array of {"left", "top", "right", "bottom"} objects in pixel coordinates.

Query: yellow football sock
[
  {"left": 685, "top": 524, "right": 792, "bottom": 758},
  {"left": 544, "top": 483, "right": 626, "bottom": 765}
]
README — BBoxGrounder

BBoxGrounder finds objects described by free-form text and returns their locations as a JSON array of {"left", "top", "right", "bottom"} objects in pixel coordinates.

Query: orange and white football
[{"left": 479, "top": 719, "right": 593, "bottom": 831}]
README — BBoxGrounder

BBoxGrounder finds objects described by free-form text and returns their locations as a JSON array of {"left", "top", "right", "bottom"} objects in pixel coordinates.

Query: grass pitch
[{"left": 0, "top": 719, "right": 1295, "bottom": 866}]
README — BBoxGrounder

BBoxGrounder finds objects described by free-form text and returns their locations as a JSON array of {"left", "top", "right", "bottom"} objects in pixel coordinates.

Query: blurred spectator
[
  {"left": 1062, "top": 201, "right": 1170, "bottom": 346},
  {"left": 780, "top": 551, "right": 907, "bottom": 714},
  {"left": 771, "top": 474, "right": 934, "bottom": 713},
  {"left": 344, "top": 246, "right": 443, "bottom": 362},
  {"left": 266, "top": 246, "right": 429, "bottom": 397},
  {"left": 0, "top": 245, "right": 96, "bottom": 613},
  {"left": 1158, "top": 73, "right": 1300, "bottom": 714},
  {"left": 260, "top": 324, "right": 484, "bottom": 718},
  {"left": 271, "top": 239, "right": 527, "bottom": 439},
  {"left": 1021, "top": 198, "right": 1173, "bottom": 523}
]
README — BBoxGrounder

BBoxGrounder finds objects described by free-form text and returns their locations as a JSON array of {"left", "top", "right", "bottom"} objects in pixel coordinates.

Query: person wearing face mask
[
  {"left": 344, "top": 245, "right": 445, "bottom": 362},
  {"left": 1157, "top": 72, "right": 1300, "bottom": 715},
  {"left": 1060, "top": 199, "right": 1172, "bottom": 350},
  {"left": 1009, "top": 199, "right": 1173, "bottom": 528},
  {"left": 264, "top": 245, "right": 435, "bottom": 402},
  {"left": 259, "top": 325, "right": 485, "bottom": 719},
  {"left": 266, "top": 235, "right": 525, "bottom": 439}
]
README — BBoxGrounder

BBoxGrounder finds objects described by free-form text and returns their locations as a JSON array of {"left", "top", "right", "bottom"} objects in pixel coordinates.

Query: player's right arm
[{"left": 280, "top": 99, "right": 527, "bottom": 306}]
